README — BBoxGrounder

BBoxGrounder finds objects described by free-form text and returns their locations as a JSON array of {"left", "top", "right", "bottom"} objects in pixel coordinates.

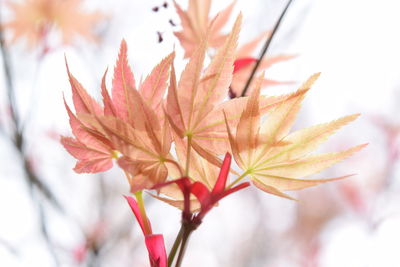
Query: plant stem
[
  {"left": 134, "top": 191, "right": 152, "bottom": 234},
  {"left": 167, "top": 225, "right": 184, "bottom": 267},
  {"left": 240, "top": 0, "right": 294, "bottom": 97},
  {"left": 174, "top": 225, "right": 194, "bottom": 267},
  {"left": 185, "top": 136, "right": 192, "bottom": 176}
]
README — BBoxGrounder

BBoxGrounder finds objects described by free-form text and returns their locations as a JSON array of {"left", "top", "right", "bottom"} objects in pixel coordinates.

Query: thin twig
[
  {"left": 240, "top": 0, "right": 294, "bottom": 97},
  {"left": 174, "top": 225, "right": 194, "bottom": 267},
  {"left": 34, "top": 191, "right": 61, "bottom": 267},
  {"left": 168, "top": 225, "right": 184, "bottom": 267},
  {"left": 0, "top": 238, "right": 19, "bottom": 256}
]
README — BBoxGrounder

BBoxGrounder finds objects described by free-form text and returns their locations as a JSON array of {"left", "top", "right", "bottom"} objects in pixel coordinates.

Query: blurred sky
[{"left": 1, "top": 0, "right": 400, "bottom": 266}]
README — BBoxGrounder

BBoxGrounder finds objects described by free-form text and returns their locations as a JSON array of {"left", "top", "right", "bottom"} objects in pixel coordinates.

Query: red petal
[
  {"left": 191, "top": 182, "right": 211, "bottom": 206},
  {"left": 211, "top": 153, "right": 231, "bottom": 195},
  {"left": 152, "top": 177, "right": 193, "bottom": 215},
  {"left": 124, "top": 196, "right": 152, "bottom": 235},
  {"left": 233, "top": 57, "right": 257, "bottom": 73},
  {"left": 218, "top": 182, "right": 250, "bottom": 202},
  {"left": 198, "top": 182, "right": 250, "bottom": 219},
  {"left": 145, "top": 234, "right": 167, "bottom": 267}
]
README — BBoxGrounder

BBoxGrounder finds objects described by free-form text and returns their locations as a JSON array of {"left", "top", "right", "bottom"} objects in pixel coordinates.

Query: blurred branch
[
  {"left": 0, "top": 237, "right": 19, "bottom": 257},
  {"left": 34, "top": 190, "right": 61, "bottom": 267},
  {"left": 229, "top": 192, "right": 272, "bottom": 267},
  {"left": 0, "top": 11, "right": 62, "bottom": 267},
  {"left": 0, "top": 18, "right": 19, "bottom": 132},
  {"left": 0, "top": 12, "right": 62, "bottom": 211},
  {"left": 85, "top": 175, "right": 141, "bottom": 266},
  {"left": 240, "top": 0, "right": 294, "bottom": 97}
]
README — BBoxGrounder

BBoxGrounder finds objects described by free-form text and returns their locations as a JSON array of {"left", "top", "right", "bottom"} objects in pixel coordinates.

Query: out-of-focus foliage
[{"left": 3, "top": 0, "right": 103, "bottom": 50}]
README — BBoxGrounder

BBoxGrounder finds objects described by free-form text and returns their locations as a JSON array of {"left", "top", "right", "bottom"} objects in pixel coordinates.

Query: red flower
[
  {"left": 156, "top": 153, "right": 250, "bottom": 225},
  {"left": 125, "top": 196, "right": 167, "bottom": 267}
]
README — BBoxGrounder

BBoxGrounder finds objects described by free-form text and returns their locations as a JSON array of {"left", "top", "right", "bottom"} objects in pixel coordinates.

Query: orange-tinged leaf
[
  {"left": 173, "top": 0, "right": 235, "bottom": 58},
  {"left": 64, "top": 100, "right": 110, "bottom": 154},
  {"left": 268, "top": 114, "right": 360, "bottom": 163},
  {"left": 194, "top": 86, "right": 309, "bottom": 145},
  {"left": 61, "top": 137, "right": 112, "bottom": 173},
  {"left": 194, "top": 13, "right": 242, "bottom": 123},
  {"left": 74, "top": 157, "right": 112, "bottom": 173},
  {"left": 166, "top": 64, "right": 185, "bottom": 137},
  {"left": 176, "top": 34, "right": 208, "bottom": 130},
  {"left": 187, "top": 0, "right": 211, "bottom": 35},
  {"left": 252, "top": 178, "right": 296, "bottom": 200},
  {"left": 191, "top": 141, "right": 223, "bottom": 172},
  {"left": 101, "top": 69, "right": 117, "bottom": 116},
  {"left": 258, "top": 83, "right": 308, "bottom": 144},
  {"left": 62, "top": 93, "right": 115, "bottom": 174},
  {"left": 253, "top": 74, "right": 319, "bottom": 164},
  {"left": 209, "top": 1, "right": 235, "bottom": 42},
  {"left": 254, "top": 144, "right": 367, "bottom": 179},
  {"left": 119, "top": 157, "right": 168, "bottom": 193},
  {"left": 94, "top": 115, "right": 156, "bottom": 160},
  {"left": 187, "top": 100, "right": 247, "bottom": 156},
  {"left": 236, "top": 74, "right": 262, "bottom": 167},
  {"left": 150, "top": 193, "right": 201, "bottom": 212},
  {"left": 92, "top": 97, "right": 175, "bottom": 192},
  {"left": 189, "top": 88, "right": 311, "bottom": 157},
  {"left": 173, "top": 1, "right": 197, "bottom": 57},
  {"left": 224, "top": 111, "right": 244, "bottom": 168},
  {"left": 167, "top": 14, "right": 242, "bottom": 163},
  {"left": 140, "top": 52, "right": 175, "bottom": 112},
  {"left": 65, "top": 59, "right": 102, "bottom": 115},
  {"left": 112, "top": 40, "right": 136, "bottom": 122},
  {"left": 226, "top": 74, "right": 365, "bottom": 199},
  {"left": 63, "top": 40, "right": 178, "bottom": 189},
  {"left": 173, "top": 134, "right": 219, "bottom": 188},
  {"left": 253, "top": 174, "right": 353, "bottom": 192},
  {"left": 61, "top": 62, "right": 119, "bottom": 175}
]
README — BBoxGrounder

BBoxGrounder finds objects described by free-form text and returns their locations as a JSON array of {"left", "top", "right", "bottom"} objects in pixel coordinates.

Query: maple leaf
[
  {"left": 3, "top": 0, "right": 103, "bottom": 50},
  {"left": 165, "top": 13, "right": 245, "bottom": 168},
  {"left": 98, "top": 113, "right": 178, "bottom": 192},
  {"left": 61, "top": 61, "right": 115, "bottom": 173},
  {"left": 104, "top": 41, "right": 177, "bottom": 192},
  {"left": 173, "top": 0, "right": 235, "bottom": 58},
  {"left": 62, "top": 39, "right": 179, "bottom": 189},
  {"left": 107, "top": 40, "right": 174, "bottom": 124},
  {"left": 225, "top": 73, "right": 367, "bottom": 200},
  {"left": 166, "top": 14, "right": 311, "bottom": 170},
  {"left": 73, "top": 40, "right": 179, "bottom": 192},
  {"left": 230, "top": 31, "right": 295, "bottom": 97}
]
